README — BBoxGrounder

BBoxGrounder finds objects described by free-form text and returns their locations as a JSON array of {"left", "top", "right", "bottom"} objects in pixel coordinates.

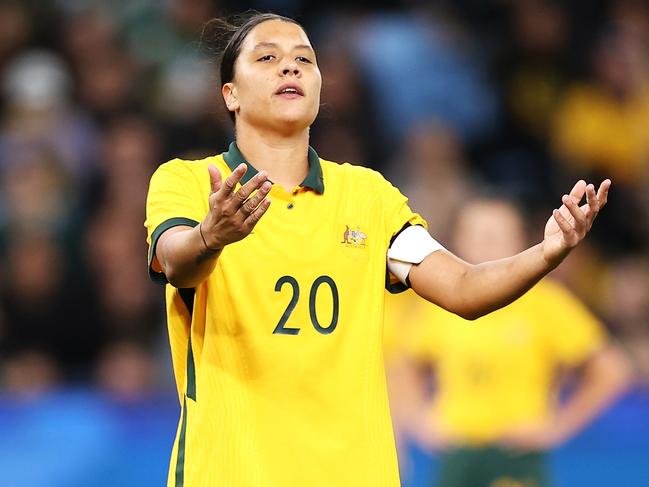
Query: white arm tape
[{"left": 387, "top": 225, "right": 445, "bottom": 285}]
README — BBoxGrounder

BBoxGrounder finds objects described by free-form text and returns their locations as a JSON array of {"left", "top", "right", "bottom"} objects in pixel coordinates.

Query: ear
[{"left": 222, "top": 83, "right": 239, "bottom": 113}]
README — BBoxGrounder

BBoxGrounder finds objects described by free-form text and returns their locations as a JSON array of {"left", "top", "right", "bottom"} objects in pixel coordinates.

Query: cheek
[
  {"left": 309, "top": 75, "right": 322, "bottom": 109},
  {"left": 313, "top": 73, "right": 322, "bottom": 98},
  {"left": 238, "top": 79, "right": 262, "bottom": 102},
  {"left": 234, "top": 68, "right": 273, "bottom": 106}
]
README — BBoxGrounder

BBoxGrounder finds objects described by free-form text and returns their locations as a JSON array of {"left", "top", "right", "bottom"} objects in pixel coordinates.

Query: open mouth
[{"left": 275, "top": 84, "right": 304, "bottom": 97}]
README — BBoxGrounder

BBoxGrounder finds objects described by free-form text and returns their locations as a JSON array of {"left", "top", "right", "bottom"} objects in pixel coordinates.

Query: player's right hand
[{"left": 200, "top": 163, "right": 272, "bottom": 251}]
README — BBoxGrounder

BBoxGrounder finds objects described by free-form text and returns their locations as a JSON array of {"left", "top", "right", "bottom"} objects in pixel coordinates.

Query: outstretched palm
[{"left": 543, "top": 179, "right": 611, "bottom": 265}]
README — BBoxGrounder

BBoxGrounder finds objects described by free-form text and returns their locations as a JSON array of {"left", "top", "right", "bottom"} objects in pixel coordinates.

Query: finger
[
  {"left": 562, "top": 194, "right": 587, "bottom": 231},
  {"left": 568, "top": 179, "right": 587, "bottom": 204},
  {"left": 221, "top": 163, "right": 248, "bottom": 197},
  {"left": 239, "top": 181, "right": 272, "bottom": 216},
  {"left": 232, "top": 170, "right": 269, "bottom": 208},
  {"left": 557, "top": 204, "right": 574, "bottom": 225},
  {"left": 585, "top": 183, "right": 599, "bottom": 217},
  {"left": 596, "top": 179, "right": 611, "bottom": 207},
  {"left": 243, "top": 198, "right": 271, "bottom": 229},
  {"left": 553, "top": 208, "right": 575, "bottom": 237},
  {"left": 208, "top": 165, "right": 222, "bottom": 194}
]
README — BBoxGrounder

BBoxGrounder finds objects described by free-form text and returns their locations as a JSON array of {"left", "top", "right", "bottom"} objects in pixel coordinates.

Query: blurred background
[{"left": 0, "top": 0, "right": 647, "bottom": 486}]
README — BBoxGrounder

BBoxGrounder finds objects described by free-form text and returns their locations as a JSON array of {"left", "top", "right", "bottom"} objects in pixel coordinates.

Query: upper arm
[
  {"left": 408, "top": 249, "right": 472, "bottom": 313},
  {"left": 145, "top": 160, "right": 208, "bottom": 283},
  {"left": 373, "top": 170, "right": 428, "bottom": 293}
]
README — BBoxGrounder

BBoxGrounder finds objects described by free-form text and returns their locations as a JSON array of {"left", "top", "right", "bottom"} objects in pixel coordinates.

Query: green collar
[{"left": 222, "top": 141, "right": 325, "bottom": 194}]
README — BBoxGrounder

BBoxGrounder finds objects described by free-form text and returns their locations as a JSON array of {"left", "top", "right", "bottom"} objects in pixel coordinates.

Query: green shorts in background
[{"left": 436, "top": 446, "right": 550, "bottom": 487}]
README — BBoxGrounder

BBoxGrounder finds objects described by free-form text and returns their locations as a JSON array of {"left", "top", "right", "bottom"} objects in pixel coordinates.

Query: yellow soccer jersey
[
  {"left": 145, "top": 142, "right": 426, "bottom": 487},
  {"left": 384, "top": 279, "right": 606, "bottom": 445}
]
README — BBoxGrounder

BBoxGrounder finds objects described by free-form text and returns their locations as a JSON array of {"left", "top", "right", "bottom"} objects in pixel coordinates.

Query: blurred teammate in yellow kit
[{"left": 385, "top": 198, "right": 631, "bottom": 487}]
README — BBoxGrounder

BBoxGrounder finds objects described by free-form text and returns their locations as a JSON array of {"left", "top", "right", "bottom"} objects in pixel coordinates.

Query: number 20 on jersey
[{"left": 273, "top": 275, "right": 339, "bottom": 335}]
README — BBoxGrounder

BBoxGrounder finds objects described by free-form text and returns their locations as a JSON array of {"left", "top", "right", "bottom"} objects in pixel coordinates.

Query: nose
[{"left": 280, "top": 60, "right": 300, "bottom": 77}]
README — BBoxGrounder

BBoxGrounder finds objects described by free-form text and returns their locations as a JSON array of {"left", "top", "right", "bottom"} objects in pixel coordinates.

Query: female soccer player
[{"left": 144, "top": 12, "right": 610, "bottom": 487}]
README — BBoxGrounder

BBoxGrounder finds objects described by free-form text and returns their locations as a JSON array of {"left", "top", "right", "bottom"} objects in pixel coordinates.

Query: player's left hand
[
  {"left": 542, "top": 179, "right": 611, "bottom": 266},
  {"left": 498, "top": 422, "right": 563, "bottom": 452}
]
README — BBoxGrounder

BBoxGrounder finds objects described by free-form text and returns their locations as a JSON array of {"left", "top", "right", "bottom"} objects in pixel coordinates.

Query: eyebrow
[{"left": 252, "top": 42, "right": 314, "bottom": 52}]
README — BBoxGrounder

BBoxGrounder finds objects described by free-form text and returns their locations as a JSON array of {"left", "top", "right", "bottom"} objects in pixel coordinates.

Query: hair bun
[{"left": 200, "top": 11, "right": 270, "bottom": 58}]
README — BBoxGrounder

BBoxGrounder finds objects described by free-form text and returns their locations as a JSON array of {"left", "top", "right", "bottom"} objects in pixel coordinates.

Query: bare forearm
[
  {"left": 457, "top": 243, "right": 556, "bottom": 318},
  {"left": 552, "top": 346, "right": 632, "bottom": 443},
  {"left": 154, "top": 165, "right": 271, "bottom": 288},
  {"left": 410, "top": 243, "right": 556, "bottom": 320},
  {"left": 157, "top": 225, "right": 220, "bottom": 288},
  {"left": 410, "top": 179, "right": 611, "bottom": 319}
]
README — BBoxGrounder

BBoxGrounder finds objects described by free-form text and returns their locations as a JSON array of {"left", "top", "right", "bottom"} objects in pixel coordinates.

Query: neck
[{"left": 235, "top": 123, "right": 310, "bottom": 192}]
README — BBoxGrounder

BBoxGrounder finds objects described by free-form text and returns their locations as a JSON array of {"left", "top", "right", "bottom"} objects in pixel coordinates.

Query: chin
[{"left": 275, "top": 109, "right": 316, "bottom": 131}]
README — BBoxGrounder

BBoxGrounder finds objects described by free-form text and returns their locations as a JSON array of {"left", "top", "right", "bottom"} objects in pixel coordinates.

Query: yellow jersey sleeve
[
  {"left": 375, "top": 172, "right": 428, "bottom": 293},
  {"left": 539, "top": 280, "right": 607, "bottom": 367},
  {"left": 144, "top": 159, "right": 208, "bottom": 283}
]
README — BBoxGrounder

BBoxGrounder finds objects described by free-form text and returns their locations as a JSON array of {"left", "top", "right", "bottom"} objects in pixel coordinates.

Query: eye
[
  {"left": 258, "top": 55, "right": 275, "bottom": 62},
  {"left": 296, "top": 56, "right": 312, "bottom": 64}
]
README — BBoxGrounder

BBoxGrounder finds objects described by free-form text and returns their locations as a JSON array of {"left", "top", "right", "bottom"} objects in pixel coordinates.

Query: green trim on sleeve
[
  {"left": 385, "top": 266, "right": 410, "bottom": 294},
  {"left": 148, "top": 217, "right": 200, "bottom": 284}
]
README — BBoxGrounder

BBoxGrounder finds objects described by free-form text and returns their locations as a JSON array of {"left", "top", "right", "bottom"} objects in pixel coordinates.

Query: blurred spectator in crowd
[
  {"left": 503, "top": 0, "right": 569, "bottom": 141},
  {"left": 0, "top": 0, "right": 32, "bottom": 70},
  {"left": 85, "top": 115, "right": 162, "bottom": 345},
  {"left": 387, "top": 122, "right": 472, "bottom": 245},
  {"left": 95, "top": 339, "right": 159, "bottom": 401},
  {"left": 552, "top": 8, "right": 649, "bottom": 186},
  {"left": 155, "top": 53, "right": 232, "bottom": 160},
  {"left": 351, "top": 8, "right": 497, "bottom": 153},
  {"left": 61, "top": 7, "right": 117, "bottom": 66},
  {"left": 385, "top": 196, "right": 631, "bottom": 487},
  {"left": 0, "top": 229, "right": 98, "bottom": 390},
  {"left": 0, "top": 145, "right": 78, "bottom": 236},
  {"left": 120, "top": 0, "right": 221, "bottom": 68},
  {"left": 478, "top": 0, "right": 569, "bottom": 206},
  {"left": 551, "top": 8, "right": 649, "bottom": 253},
  {"left": 0, "top": 146, "right": 98, "bottom": 386},
  {"left": 0, "top": 49, "right": 100, "bottom": 185},
  {"left": 60, "top": 7, "right": 138, "bottom": 124},
  {"left": 310, "top": 43, "right": 382, "bottom": 169},
  {"left": 73, "top": 36, "right": 140, "bottom": 123},
  {"left": 1, "top": 350, "right": 61, "bottom": 398}
]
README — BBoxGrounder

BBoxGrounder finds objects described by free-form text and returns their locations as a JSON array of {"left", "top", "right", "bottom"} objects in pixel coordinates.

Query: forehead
[{"left": 241, "top": 19, "right": 312, "bottom": 51}]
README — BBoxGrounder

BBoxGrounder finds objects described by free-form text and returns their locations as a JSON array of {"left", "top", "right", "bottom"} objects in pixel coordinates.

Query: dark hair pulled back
[{"left": 201, "top": 11, "right": 303, "bottom": 123}]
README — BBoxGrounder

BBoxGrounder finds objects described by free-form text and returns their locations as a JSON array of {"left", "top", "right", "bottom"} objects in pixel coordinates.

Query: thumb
[{"left": 208, "top": 164, "right": 222, "bottom": 194}]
